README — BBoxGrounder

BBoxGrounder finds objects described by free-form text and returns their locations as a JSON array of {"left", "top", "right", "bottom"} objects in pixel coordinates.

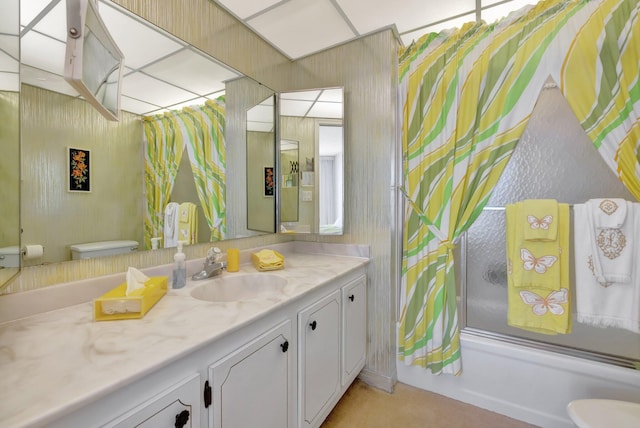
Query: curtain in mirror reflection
[{"left": 143, "top": 98, "right": 226, "bottom": 250}]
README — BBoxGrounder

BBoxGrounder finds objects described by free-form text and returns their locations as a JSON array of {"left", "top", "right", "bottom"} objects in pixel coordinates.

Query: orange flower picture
[
  {"left": 264, "top": 166, "right": 274, "bottom": 197},
  {"left": 68, "top": 147, "right": 91, "bottom": 192}
]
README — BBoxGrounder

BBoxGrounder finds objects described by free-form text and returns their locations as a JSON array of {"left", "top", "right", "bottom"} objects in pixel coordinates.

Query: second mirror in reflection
[{"left": 278, "top": 88, "right": 344, "bottom": 235}]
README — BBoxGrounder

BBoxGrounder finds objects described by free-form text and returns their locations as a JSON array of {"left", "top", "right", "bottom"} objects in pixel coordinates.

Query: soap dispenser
[{"left": 172, "top": 241, "right": 187, "bottom": 289}]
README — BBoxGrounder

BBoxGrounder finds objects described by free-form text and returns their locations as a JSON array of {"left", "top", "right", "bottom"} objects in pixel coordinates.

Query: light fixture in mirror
[
  {"left": 64, "top": 0, "right": 124, "bottom": 121},
  {"left": 246, "top": 95, "right": 276, "bottom": 233},
  {"left": 0, "top": 0, "right": 20, "bottom": 290},
  {"left": 278, "top": 88, "right": 344, "bottom": 235},
  {"left": 17, "top": 0, "right": 276, "bottom": 270}
]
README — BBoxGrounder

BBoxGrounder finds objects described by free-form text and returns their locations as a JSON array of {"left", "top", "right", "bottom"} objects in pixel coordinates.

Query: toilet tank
[
  {"left": 0, "top": 246, "right": 20, "bottom": 268},
  {"left": 70, "top": 240, "right": 139, "bottom": 260}
]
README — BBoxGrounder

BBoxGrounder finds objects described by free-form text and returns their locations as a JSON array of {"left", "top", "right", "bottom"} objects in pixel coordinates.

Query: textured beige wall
[
  {"left": 284, "top": 32, "right": 400, "bottom": 387},
  {"left": 0, "top": 91, "right": 19, "bottom": 247},
  {"left": 246, "top": 131, "right": 276, "bottom": 232},
  {"left": 280, "top": 116, "right": 316, "bottom": 229},
  {"left": 20, "top": 85, "right": 144, "bottom": 264}
]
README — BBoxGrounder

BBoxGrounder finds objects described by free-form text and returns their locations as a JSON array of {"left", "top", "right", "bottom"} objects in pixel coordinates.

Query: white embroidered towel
[
  {"left": 586, "top": 199, "right": 633, "bottom": 284},
  {"left": 163, "top": 202, "right": 180, "bottom": 248},
  {"left": 589, "top": 198, "right": 627, "bottom": 228},
  {"left": 574, "top": 204, "right": 639, "bottom": 333}
]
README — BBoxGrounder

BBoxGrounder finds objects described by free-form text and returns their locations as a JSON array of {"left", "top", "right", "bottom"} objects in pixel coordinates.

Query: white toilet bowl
[{"left": 567, "top": 399, "right": 640, "bottom": 428}]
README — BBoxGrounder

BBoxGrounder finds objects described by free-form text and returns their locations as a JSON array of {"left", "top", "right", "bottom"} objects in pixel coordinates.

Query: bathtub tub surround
[{"left": 0, "top": 242, "right": 369, "bottom": 427}]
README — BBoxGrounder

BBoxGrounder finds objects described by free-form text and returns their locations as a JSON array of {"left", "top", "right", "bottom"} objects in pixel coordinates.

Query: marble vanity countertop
[{"left": 0, "top": 243, "right": 369, "bottom": 428}]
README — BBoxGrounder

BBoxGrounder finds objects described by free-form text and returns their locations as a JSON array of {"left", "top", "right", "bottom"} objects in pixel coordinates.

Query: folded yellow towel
[
  {"left": 178, "top": 202, "right": 198, "bottom": 245},
  {"left": 509, "top": 202, "right": 562, "bottom": 290},
  {"left": 252, "top": 249, "right": 284, "bottom": 271},
  {"left": 506, "top": 203, "right": 571, "bottom": 335},
  {"left": 522, "top": 199, "right": 558, "bottom": 241}
]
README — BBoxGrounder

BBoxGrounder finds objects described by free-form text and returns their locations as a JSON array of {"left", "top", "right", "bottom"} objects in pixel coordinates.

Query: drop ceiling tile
[
  {"left": 98, "top": 1, "right": 184, "bottom": 69},
  {"left": 32, "top": 0, "right": 66, "bottom": 41},
  {"left": 21, "top": 65, "right": 79, "bottom": 97},
  {"left": 318, "top": 88, "right": 343, "bottom": 103},
  {"left": 0, "top": 35, "right": 20, "bottom": 59},
  {"left": 121, "top": 72, "right": 196, "bottom": 107},
  {"left": 246, "top": 104, "right": 274, "bottom": 123},
  {"left": 400, "top": 12, "right": 475, "bottom": 45},
  {"left": 142, "top": 48, "right": 239, "bottom": 95},
  {"left": 166, "top": 97, "right": 210, "bottom": 111},
  {"left": 20, "top": 0, "right": 53, "bottom": 27},
  {"left": 0, "top": 48, "right": 19, "bottom": 73},
  {"left": 337, "top": 0, "right": 475, "bottom": 35},
  {"left": 20, "top": 31, "right": 66, "bottom": 75},
  {"left": 120, "top": 96, "right": 161, "bottom": 116},
  {"left": 0, "top": 0, "right": 19, "bottom": 34},
  {"left": 281, "top": 90, "right": 321, "bottom": 101},
  {"left": 215, "top": 0, "right": 282, "bottom": 19},
  {"left": 0, "top": 72, "right": 19, "bottom": 91},
  {"left": 247, "top": 0, "right": 357, "bottom": 59},
  {"left": 307, "top": 101, "right": 343, "bottom": 119},
  {"left": 482, "top": 0, "right": 536, "bottom": 23},
  {"left": 280, "top": 99, "right": 313, "bottom": 116},
  {"left": 205, "top": 90, "right": 226, "bottom": 101}
]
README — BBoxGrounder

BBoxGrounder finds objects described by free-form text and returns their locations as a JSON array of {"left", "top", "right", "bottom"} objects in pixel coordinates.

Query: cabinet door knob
[
  {"left": 348, "top": 294, "right": 355, "bottom": 302},
  {"left": 309, "top": 320, "right": 317, "bottom": 330},
  {"left": 280, "top": 340, "right": 289, "bottom": 352},
  {"left": 175, "top": 409, "right": 190, "bottom": 428}
]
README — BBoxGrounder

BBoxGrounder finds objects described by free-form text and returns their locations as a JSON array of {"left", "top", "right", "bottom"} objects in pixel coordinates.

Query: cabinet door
[
  {"left": 104, "top": 373, "right": 200, "bottom": 428},
  {"left": 209, "top": 320, "right": 292, "bottom": 428},
  {"left": 298, "top": 290, "right": 340, "bottom": 427},
  {"left": 342, "top": 275, "right": 367, "bottom": 385}
]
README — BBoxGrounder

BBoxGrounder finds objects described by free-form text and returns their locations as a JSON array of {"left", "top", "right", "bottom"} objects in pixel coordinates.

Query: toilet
[
  {"left": 567, "top": 399, "right": 640, "bottom": 428},
  {"left": 69, "top": 240, "right": 139, "bottom": 260},
  {"left": 0, "top": 246, "right": 20, "bottom": 268}
]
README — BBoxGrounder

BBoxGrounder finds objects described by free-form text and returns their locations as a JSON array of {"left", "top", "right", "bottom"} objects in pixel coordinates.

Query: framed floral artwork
[
  {"left": 264, "top": 166, "right": 274, "bottom": 197},
  {"left": 68, "top": 147, "right": 91, "bottom": 192}
]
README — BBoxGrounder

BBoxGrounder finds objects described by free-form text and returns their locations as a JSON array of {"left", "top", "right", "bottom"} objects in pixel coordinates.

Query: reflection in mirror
[
  {"left": 280, "top": 140, "right": 299, "bottom": 223},
  {"left": 17, "top": 0, "right": 276, "bottom": 269},
  {"left": 0, "top": 0, "right": 20, "bottom": 289},
  {"left": 246, "top": 96, "right": 276, "bottom": 233},
  {"left": 278, "top": 88, "right": 344, "bottom": 235}
]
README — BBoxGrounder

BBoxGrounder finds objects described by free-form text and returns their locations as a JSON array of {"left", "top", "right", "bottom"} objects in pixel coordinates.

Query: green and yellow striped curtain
[
  {"left": 143, "top": 115, "right": 184, "bottom": 250},
  {"left": 558, "top": 0, "right": 640, "bottom": 198},
  {"left": 398, "top": 0, "right": 639, "bottom": 374},
  {"left": 172, "top": 99, "right": 227, "bottom": 242},
  {"left": 143, "top": 98, "right": 227, "bottom": 248}
]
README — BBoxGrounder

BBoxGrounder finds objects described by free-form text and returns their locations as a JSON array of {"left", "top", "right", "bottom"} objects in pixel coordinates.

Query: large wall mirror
[
  {"left": 278, "top": 88, "right": 344, "bottom": 235},
  {"left": 4, "top": 0, "right": 276, "bottom": 291},
  {"left": 0, "top": 0, "right": 20, "bottom": 287}
]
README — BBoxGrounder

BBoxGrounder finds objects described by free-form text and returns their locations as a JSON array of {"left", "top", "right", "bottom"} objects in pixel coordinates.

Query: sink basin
[{"left": 190, "top": 274, "right": 287, "bottom": 302}]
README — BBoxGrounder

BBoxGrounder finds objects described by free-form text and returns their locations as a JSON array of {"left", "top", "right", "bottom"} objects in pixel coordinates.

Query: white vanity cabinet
[
  {"left": 341, "top": 275, "right": 367, "bottom": 385},
  {"left": 104, "top": 373, "right": 201, "bottom": 428},
  {"left": 207, "top": 320, "right": 294, "bottom": 428},
  {"left": 298, "top": 290, "right": 341, "bottom": 427},
  {"left": 298, "top": 274, "right": 367, "bottom": 428}
]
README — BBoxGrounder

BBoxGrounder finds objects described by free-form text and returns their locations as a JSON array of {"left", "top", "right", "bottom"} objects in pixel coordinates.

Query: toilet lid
[{"left": 567, "top": 399, "right": 640, "bottom": 428}]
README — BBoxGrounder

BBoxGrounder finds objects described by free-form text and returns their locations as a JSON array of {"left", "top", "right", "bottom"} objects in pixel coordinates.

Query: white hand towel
[
  {"left": 585, "top": 199, "right": 633, "bottom": 284},
  {"left": 574, "top": 204, "right": 639, "bottom": 333},
  {"left": 163, "top": 202, "right": 180, "bottom": 248},
  {"left": 589, "top": 198, "right": 627, "bottom": 228}
]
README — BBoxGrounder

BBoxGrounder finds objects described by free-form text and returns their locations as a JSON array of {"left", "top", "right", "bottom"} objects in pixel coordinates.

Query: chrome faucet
[{"left": 192, "top": 247, "right": 227, "bottom": 280}]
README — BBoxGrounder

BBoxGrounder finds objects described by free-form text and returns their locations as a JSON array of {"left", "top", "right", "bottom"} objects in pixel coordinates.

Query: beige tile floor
[{"left": 321, "top": 379, "right": 539, "bottom": 428}]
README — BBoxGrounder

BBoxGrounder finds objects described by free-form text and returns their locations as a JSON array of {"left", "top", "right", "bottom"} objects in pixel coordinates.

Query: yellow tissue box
[
  {"left": 251, "top": 249, "right": 285, "bottom": 271},
  {"left": 94, "top": 276, "right": 168, "bottom": 321}
]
